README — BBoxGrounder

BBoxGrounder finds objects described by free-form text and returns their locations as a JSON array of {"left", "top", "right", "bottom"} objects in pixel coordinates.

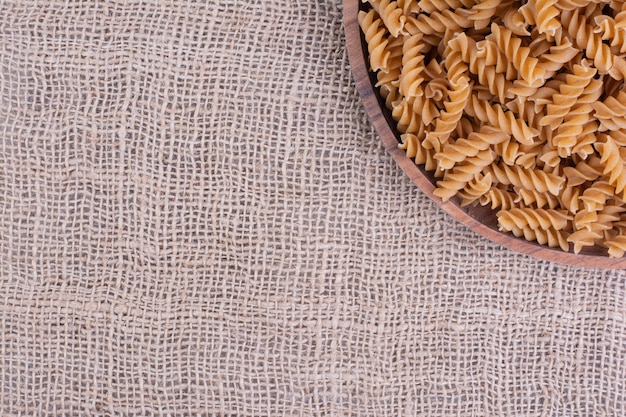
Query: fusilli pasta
[{"left": 359, "top": 0, "right": 626, "bottom": 256}]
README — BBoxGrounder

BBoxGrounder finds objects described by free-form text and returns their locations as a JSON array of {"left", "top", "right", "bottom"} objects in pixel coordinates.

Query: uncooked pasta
[{"left": 358, "top": 0, "right": 626, "bottom": 256}]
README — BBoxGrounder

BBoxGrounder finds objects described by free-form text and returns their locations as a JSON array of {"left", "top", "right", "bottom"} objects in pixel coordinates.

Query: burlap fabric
[{"left": 1, "top": 1, "right": 626, "bottom": 415}]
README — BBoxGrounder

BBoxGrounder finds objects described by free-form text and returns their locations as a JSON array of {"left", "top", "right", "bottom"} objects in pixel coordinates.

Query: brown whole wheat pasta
[{"left": 359, "top": 0, "right": 626, "bottom": 256}]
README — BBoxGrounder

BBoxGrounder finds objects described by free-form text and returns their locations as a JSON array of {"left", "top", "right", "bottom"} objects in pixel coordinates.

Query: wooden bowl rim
[{"left": 343, "top": 0, "right": 626, "bottom": 269}]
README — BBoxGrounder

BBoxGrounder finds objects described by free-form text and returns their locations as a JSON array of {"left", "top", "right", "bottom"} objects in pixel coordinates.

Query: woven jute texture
[{"left": 1, "top": 1, "right": 626, "bottom": 416}]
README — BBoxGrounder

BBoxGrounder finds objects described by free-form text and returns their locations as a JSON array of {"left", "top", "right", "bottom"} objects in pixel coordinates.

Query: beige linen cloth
[{"left": 1, "top": 1, "right": 625, "bottom": 416}]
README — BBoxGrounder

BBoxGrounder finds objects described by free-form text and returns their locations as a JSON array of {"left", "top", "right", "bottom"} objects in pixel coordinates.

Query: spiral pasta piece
[
  {"left": 596, "top": 136, "right": 626, "bottom": 195},
  {"left": 444, "top": 34, "right": 472, "bottom": 84},
  {"left": 536, "top": 40, "right": 580, "bottom": 79},
  {"left": 487, "top": 23, "right": 547, "bottom": 84},
  {"left": 497, "top": 208, "right": 572, "bottom": 231},
  {"left": 391, "top": 97, "right": 422, "bottom": 133},
  {"left": 485, "top": 163, "right": 566, "bottom": 196},
  {"left": 465, "top": 95, "right": 540, "bottom": 145},
  {"left": 516, "top": 188, "right": 561, "bottom": 208},
  {"left": 592, "top": 90, "right": 626, "bottom": 128},
  {"left": 593, "top": 204, "right": 626, "bottom": 232},
  {"left": 510, "top": 99, "right": 546, "bottom": 131},
  {"left": 424, "top": 95, "right": 470, "bottom": 146},
  {"left": 359, "top": 10, "right": 391, "bottom": 72},
  {"left": 539, "top": 144, "right": 562, "bottom": 168},
  {"left": 480, "top": 186, "right": 519, "bottom": 209},
  {"left": 454, "top": 117, "right": 479, "bottom": 139},
  {"left": 539, "top": 61, "right": 597, "bottom": 129},
  {"left": 400, "top": 132, "right": 430, "bottom": 165},
  {"left": 458, "top": 172, "right": 493, "bottom": 206},
  {"left": 552, "top": 104, "right": 594, "bottom": 156},
  {"left": 397, "top": 33, "right": 426, "bottom": 98},
  {"left": 366, "top": 0, "right": 406, "bottom": 37},
  {"left": 560, "top": 9, "right": 614, "bottom": 73},
  {"left": 475, "top": 40, "right": 518, "bottom": 79},
  {"left": 516, "top": 143, "right": 545, "bottom": 169},
  {"left": 518, "top": 0, "right": 537, "bottom": 25},
  {"left": 593, "top": 15, "right": 626, "bottom": 55},
  {"left": 579, "top": 180, "right": 616, "bottom": 212},
  {"left": 558, "top": 184, "right": 582, "bottom": 213},
  {"left": 447, "top": 33, "right": 514, "bottom": 102},
  {"left": 434, "top": 127, "right": 509, "bottom": 169},
  {"left": 563, "top": 157, "right": 604, "bottom": 186},
  {"left": 433, "top": 149, "right": 496, "bottom": 201},
  {"left": 457, "top": 0, "right": 503, "bottom": 29},
  {"left": 604, "top": 234, "right": 626, "bottom": 257},
  {"left": 375, "top": 34, "right": 404, "bottom": 80},
  {"left": 517, "top": 226, "right": 571, "bottom": 251},
  {"left": 403, "top": 8, "right": 473, "bottom": 35},
  {"left": 596, "top": 115, "right": 626, "bottom": 131},
  {"left": 527, "top": 80, "right": 560, "bottom": 111},
  {"left": 424, "top": 75, "right": 471, "bottom": 148},
  {"left": 375, "top": 36, "right": 405, "bottom": 109},
  {"left": 530, "top": 34, "right": 556, "bottom": 59},
  {"left": 563, "top": 180, "right": 615, "bottom": 250},
  {"left": 494, "top": 139, "right": 522, "bottom": 166},
  {"left": 535, "top": 0, "right": 562, "bottom": 36},
  {"left": 424, "top": 78, "right": 450, "bottom": 101},
  {"left": 503, "top": 8, "right": 531, "bottom": 36},
  {"left": 567, "top": 228, "right": 603, "bottom": 253},
  {"left": 560, "top": 79, "right": 604, "bottom": 148},
  {"left": 422, "top": 59, "right": 446, "bottom": 80},
  {"left": 572, "top": 206, "right": 600, "bottom": 232},
  {"left": 571, "top": 122, "right": 599, "bottom": 159},
  {"left": 417, "top": 0, "right": 473, "bottom": 13},
  {"left": 411, "top": 95, "right": 440, "bottom": 126}
]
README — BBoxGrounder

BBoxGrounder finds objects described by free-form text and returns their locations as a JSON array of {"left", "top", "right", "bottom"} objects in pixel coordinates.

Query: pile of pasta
[{"left": 359, "top": 0, "right": 626, "bottom": 256}]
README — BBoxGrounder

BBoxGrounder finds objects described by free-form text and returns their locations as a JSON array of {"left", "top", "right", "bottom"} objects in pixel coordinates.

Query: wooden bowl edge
[{"left": 343, "top": 0, "right": 626, "bottom": 269}]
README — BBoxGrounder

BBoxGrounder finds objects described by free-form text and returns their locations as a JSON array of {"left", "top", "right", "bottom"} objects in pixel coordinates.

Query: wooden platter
[{"left": 343, "top": 0, "right": 626, "bottom": 269}]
